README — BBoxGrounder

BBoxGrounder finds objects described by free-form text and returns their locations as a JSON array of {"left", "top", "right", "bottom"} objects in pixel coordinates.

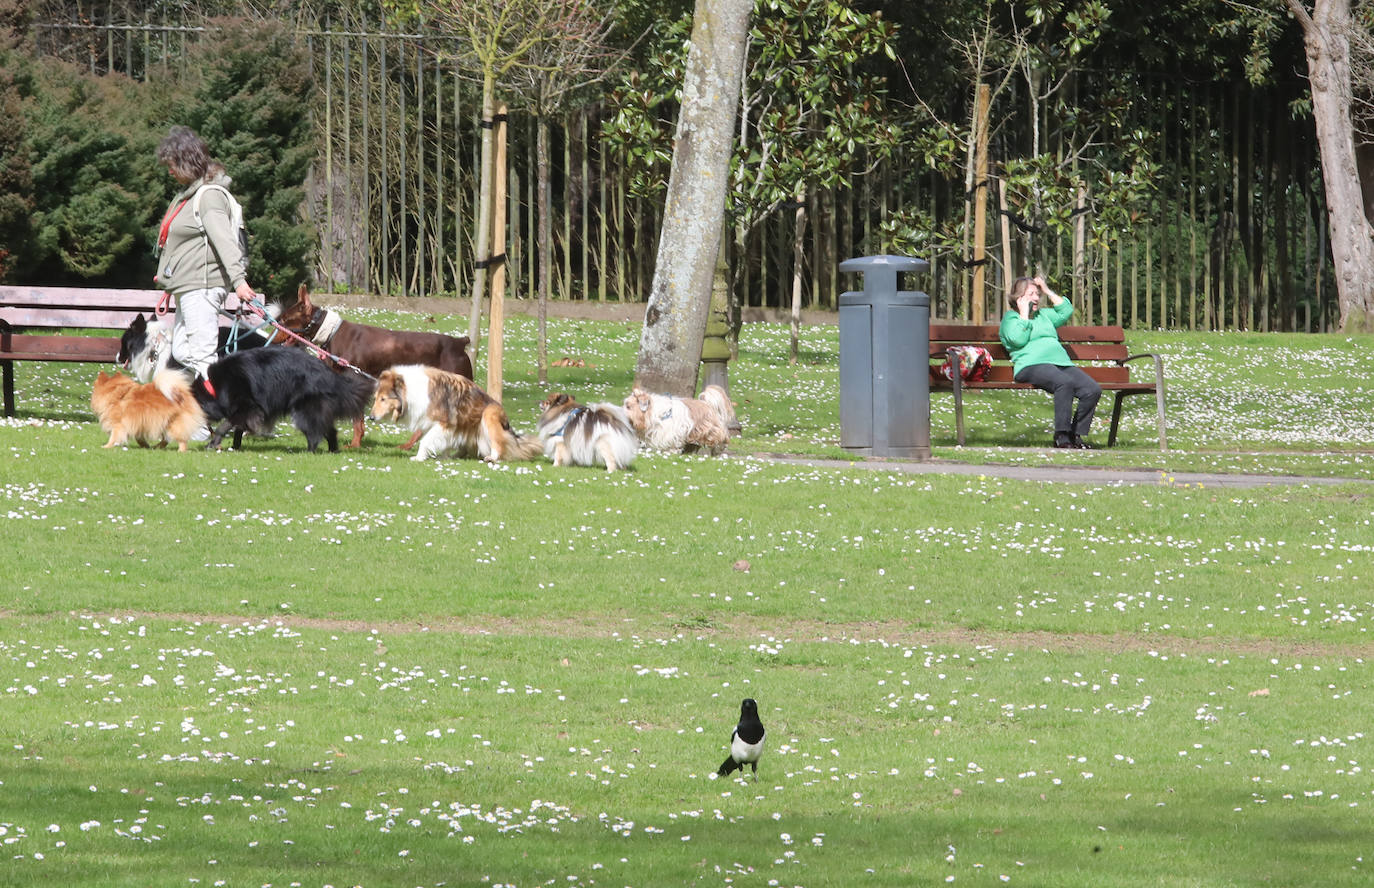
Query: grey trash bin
[{"left": 838, "top": 255, "right": 931, "bottom": 459}]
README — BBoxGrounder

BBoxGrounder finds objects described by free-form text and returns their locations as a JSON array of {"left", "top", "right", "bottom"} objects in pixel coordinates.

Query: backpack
[
  {"left": 191, "top": 183, "right": 250, "bottom": 261},
  {"left": 938, "top": 345, "right": 993, "bottom": 382}
]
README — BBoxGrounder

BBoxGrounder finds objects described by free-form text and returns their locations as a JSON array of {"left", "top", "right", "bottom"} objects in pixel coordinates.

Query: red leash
[{"left": 232, "top": 296, "right": 378, "bottom": 382}]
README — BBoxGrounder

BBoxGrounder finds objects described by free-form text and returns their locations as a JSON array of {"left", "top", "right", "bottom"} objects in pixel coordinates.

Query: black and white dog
[
  {"left": 193, "top": 347, "right": 374, "bottom": 453},
  {"left": 117, "top": 312, "right": 279, "bottom": 384}
]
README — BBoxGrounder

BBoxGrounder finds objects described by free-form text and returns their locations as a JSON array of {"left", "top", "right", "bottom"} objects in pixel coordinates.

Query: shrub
[{"left": 0, "top": 14, "right": 316, "bottom": 292}]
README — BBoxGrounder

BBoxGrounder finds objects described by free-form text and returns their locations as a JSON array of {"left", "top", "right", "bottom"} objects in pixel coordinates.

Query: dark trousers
[{"left": 1014, "top": 363, "right": 1102, "bottom": 438}]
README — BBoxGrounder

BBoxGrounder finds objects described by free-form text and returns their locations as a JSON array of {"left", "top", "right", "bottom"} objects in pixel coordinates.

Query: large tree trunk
[
  {"left": 634, "top": 0, "right": 753, "bottom": 395},
  {"left": 1286, "top": 0, "right": 1374, "bottom": 331}
]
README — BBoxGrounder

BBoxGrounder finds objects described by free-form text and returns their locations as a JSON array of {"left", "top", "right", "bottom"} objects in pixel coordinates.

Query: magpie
[{"left": 718, "top": 697, "right": 765, "bottom": 779}]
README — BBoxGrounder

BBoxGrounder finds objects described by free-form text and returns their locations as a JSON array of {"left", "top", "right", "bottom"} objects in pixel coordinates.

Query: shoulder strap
[{"left": 190, "top": 183, "right": 236, "bottom": 232}]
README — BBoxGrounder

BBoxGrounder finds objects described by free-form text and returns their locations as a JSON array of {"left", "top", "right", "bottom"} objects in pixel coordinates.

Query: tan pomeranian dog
[
  {"left": 621, "top": 384, "right": 735, "bottom": 454},
  {"left": 372, "top": 364, "right": 541, "bottom": 462},
  {"left": 90, "top": 369, "right": 206, "bottom": 452}
]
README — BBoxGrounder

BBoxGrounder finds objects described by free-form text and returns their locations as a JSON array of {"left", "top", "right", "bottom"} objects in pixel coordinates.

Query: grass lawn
[{"left": 1, "top": 306, "right": 1372, "bottom": 887}]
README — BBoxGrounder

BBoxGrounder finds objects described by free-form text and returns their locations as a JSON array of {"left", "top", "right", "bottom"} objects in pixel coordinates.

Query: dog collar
[
  {"left": 312, "top": 309, "right": 343, "bottom": 347},
  {"left": 549, "top": 406, "right": 585, "bottom": 438}
]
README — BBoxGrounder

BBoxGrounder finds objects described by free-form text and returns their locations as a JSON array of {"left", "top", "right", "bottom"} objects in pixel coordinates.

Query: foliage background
[
  {"left": 3, "top": 0, "right": 1369, "bottom": 334},
  {"left": 0, "top": 8, "right": 315, "bottom": 292}
]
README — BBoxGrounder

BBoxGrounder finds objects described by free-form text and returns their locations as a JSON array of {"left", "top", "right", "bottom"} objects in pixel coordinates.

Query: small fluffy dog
[
  {"left": 622, "top": 384, "right": 735, "bottom": 454},
  {"left": 90, "top": 369, "right": 206, "bottom": 452},
  {"left": 536, "top": 392, "right": 639, "bottom": 471},
  {"left": 193, "top": 346, "right": 374, "bottom": 452},
  {"left": 372, "top": 364, "right": 541, "bottom": 462}
]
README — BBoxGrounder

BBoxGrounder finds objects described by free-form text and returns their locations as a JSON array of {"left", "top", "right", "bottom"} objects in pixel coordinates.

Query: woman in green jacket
[
  {"left": 997, "top": 275, "right": 1101, "bottom": 449},
  {"left": 153, "top": 126, "right": 257, "bottom": 386}
]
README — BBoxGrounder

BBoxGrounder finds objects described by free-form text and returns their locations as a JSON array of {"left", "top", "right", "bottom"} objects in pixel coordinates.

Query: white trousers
[{"left": 170, "top": 287, "right": 225, "bottom": 378}]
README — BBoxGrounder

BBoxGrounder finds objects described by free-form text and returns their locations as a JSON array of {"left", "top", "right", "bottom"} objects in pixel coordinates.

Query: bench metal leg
[
  {"left": 1106, "top": 388, "right": 1167, "bottom": 451},
  {"left": 952, "top": 376, "right": 965, "bottom": 446},
  {"left": 1153, "top": 362, "right": 1168, "bottom": 452},
  {"left": 2, "top": 360, "right": 13, "bottom": 418},
  {"left": 1108, "top": 392, "right": 1124, "bottom": 447}
]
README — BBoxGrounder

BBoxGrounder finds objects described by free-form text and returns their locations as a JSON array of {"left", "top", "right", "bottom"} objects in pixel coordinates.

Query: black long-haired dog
[{"left": 193, "top": 346, "right": 374, "bottom": 452}]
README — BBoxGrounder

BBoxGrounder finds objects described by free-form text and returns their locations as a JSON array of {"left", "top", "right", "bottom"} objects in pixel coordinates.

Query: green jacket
[
  {"left": 998, "top": 298, "right": 1075, "bottom": 376},
  {"left": 154, "top": 175, "right": 247, "bottom": 296}
]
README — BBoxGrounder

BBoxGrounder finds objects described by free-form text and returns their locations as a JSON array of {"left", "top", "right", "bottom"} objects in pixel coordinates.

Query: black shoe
[
  {"left": 1053, "top": 433, "right": 1075, "bottom": 449},
  {"left": 1072, "top": 435, "right": 1093, "bottom": 450}
]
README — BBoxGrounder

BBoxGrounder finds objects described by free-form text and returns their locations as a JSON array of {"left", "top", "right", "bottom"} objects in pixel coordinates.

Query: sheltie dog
[
  {"left": 270, "top": 286, "right": 473, "bottom": 449},
  {"left": 90, "top": 369, "right": 206, "bottom": 452},
  {"left": 193, "top": 346, "right": 374, "bottom": 453},
  {"left": 371, "top": 364, "right": 541, "bottom": 463},
  {"left": 621, "top": 384, "right": 736, "bottom": 454},
  {"left": 117, "top": 312, "right": 277, "bottom": 384},
  {"left": 536, "top": 392, "right": 638, "bottom": 471}
]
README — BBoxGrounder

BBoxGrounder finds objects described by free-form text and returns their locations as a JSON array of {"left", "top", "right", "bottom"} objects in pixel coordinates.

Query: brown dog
[
  {"left": 372, "top": 365, "right": 541, "bottom": 462},
  {"left": 272, "top": 285, "right": 473, "bottom": 448},
  {"left": 90, "top": 370, "right": 206, "bottom": 452}
]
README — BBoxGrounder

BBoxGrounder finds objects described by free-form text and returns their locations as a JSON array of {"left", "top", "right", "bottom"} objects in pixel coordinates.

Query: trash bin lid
[{"left": 839, "top": 255, "right": 930, "bottom": 275}]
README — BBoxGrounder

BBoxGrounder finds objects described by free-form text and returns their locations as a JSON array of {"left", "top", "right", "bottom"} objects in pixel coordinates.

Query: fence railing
[{"left": 27, "top": 15, "right": 1340, "bottom": 331}]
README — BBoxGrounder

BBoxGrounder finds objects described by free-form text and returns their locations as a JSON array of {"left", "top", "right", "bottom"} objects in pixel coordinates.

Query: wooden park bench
[
  {"left": 0, "top": 285, "right": 166, "bottom": 417},
  {"left": 928, "top": 323, "right": 1168, "bottom": 451}
]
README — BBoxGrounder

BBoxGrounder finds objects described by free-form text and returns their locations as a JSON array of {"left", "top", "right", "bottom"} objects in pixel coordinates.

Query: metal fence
[{"left": 29, "top": 14, "right": 1340, "bottom": 331}]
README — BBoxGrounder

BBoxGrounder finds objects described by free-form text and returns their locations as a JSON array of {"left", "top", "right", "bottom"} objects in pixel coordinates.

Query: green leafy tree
[
  {"left": 882, "top": 0, "right": 1159, "bottom": 306},
  {"left": 605, "top": 0, "right": 899, "bottom": 360},
  {"left": 1223, "top": 0, "right": 1374, "bottom": 331}
]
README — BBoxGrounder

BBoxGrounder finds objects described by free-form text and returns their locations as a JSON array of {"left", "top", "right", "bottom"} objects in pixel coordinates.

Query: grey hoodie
[{"left": 155, "top": 173, "right": 247, "bottom": 296}]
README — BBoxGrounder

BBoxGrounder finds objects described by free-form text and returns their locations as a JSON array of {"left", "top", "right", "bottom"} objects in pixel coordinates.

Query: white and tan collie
[
  {"left": 622, "top": 384, "right": 735, "bottom": 454},
  {"left": 536, "top": 392, "right": 639, "bottom": 471},
  {"left": 372, "top": 364, "right": 540, "bottom": 463}
]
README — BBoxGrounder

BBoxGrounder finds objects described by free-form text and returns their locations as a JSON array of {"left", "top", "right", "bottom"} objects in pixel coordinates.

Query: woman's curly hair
[{"left": 156, "top": 126, "right": 213, "bottom": 183}]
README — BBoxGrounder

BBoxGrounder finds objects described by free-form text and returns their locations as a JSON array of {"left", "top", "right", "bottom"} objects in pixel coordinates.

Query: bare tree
[
  {"left": 1284, "top": 0, "right": 1374, "bottom": 331},
  {"left": 418, "top": 1, "right": 544, "bottom": 360},
  {"left": 634, "top": 0, "right": 752, "bottom": 396},
  {"left": 413, "top": 0, "right": 624, "bottom": 395},
  {"left": 508, "top": 0, "right": 625, "bottom": 385}
]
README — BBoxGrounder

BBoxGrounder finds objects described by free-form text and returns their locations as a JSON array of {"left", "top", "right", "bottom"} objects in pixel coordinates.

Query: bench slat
[
  {"left": 0, "top": 334, "right": 120, "bottom": 362},
  {"left": 932, "top": 365, "right": 1134, "bottom": 386},
  {"left": 0, "top": 285, "right": 166, "bottom": 310},
  {"left": 929, "top": 323, "right": 1127, "bottom": 345},
  {"left": 0, "top": 307, "right": 156, "bottom": 330},
  {"left": 927, "top": 343, "right": 1131, "bottom": 362},
  {"left": 1062, "top": 344, "right": 1130, "bottom": 361}
]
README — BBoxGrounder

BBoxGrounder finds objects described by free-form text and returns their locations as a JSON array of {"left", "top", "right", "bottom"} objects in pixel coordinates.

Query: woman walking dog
[{"left": 153, "top": 126, "right": 258, "bottom": 391}]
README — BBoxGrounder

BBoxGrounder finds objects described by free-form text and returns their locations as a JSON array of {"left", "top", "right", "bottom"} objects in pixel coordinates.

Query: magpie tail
[{"left": 718, "top": 756, "right": 741, "bottom": 777}]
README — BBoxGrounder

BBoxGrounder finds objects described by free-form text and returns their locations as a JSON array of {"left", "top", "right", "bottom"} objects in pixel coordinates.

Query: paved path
[{"left": 760, "top": 454, "right": 1367, "bottom": 488}]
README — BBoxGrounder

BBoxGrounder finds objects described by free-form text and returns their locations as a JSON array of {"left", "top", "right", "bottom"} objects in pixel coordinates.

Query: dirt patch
[
  {"left": 312, "top": 292, "right": 838, "bottom": 327},
  {"left": 43, "top": 609, "right": 1373, "bottom": 660}
]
